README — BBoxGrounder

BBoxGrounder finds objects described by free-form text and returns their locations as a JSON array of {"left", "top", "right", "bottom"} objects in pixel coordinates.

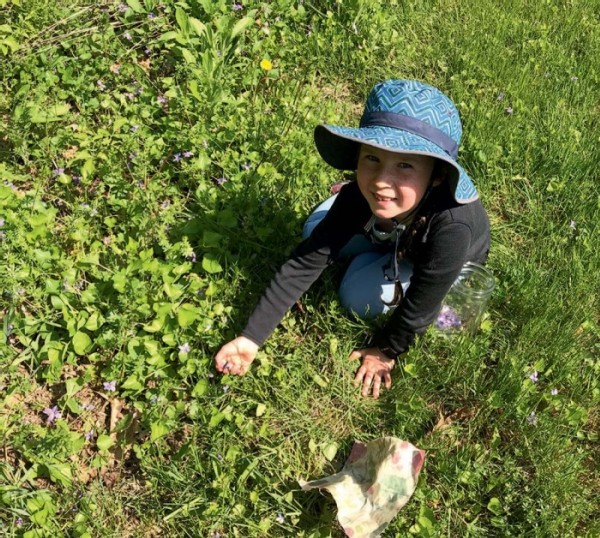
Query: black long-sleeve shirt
[{"left": 242, "top": 181, "right": 490, "bottom": 356}]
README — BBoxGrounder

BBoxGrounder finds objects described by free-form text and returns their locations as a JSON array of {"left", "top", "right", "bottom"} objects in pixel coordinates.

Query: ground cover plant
[{"left": 0, "top": 0, "right": 599, "bottom": 536}]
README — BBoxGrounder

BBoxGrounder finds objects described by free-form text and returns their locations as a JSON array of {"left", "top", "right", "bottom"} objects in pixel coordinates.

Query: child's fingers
[
  {"left": 349, "top": 350, "right": 363, "bottom": 361},
  {"left": 383, "top": 372, "right": 392, "bottom": 389},
  {"left": 354, "top": 364, "right": 366, "bottom": 386},
  {"left": 371, "top": 377, "right": 382, "bottom": 399}
]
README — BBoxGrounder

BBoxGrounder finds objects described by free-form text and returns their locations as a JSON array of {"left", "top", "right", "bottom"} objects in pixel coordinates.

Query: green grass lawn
[{"left": 1, "top": 0, "right": 598, "bottom": 536}]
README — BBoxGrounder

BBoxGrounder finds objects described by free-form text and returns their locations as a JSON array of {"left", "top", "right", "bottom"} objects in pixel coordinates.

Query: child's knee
[{"left": 339, "top": 254, "right": 392, "bottom": 318}]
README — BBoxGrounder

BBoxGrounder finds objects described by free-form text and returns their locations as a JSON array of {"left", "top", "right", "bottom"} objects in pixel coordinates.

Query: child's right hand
[{"left": 215, "top": 336, "right": 259, "bottom": 376}]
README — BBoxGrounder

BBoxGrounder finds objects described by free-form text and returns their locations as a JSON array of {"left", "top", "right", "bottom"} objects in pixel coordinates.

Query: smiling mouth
[{"left": 373, "top": 193, "right": 396, "bottom": 202}]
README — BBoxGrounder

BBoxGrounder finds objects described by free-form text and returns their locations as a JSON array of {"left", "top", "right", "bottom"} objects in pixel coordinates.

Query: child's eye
[
  {"left": 365, "top": 154, "right": 379, "bottom": 162},
  {"left": 397, "top": 162, "right": 412, "bottom": 169}
]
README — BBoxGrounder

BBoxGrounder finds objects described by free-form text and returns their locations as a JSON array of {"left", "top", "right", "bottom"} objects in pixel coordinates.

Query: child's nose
[{"left": 373, "top": 169, "right": 396, "bottom": 186}]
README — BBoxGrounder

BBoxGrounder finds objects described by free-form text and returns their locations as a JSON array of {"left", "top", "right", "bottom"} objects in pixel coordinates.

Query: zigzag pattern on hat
[{"left": 365, "top": 80, "right": 462, "bottom": 143}]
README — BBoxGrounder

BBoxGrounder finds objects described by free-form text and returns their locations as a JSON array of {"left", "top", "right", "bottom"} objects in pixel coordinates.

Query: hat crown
[{"left": 363, "top": 80, "right": 462, "bottom": 145}]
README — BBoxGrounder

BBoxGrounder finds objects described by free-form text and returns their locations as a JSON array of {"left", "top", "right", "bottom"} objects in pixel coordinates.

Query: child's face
[{"left": 356, "top": 145, "right": 437, "bottom": 220}]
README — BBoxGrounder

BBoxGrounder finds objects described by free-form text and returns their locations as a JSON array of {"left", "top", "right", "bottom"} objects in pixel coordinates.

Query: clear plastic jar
[{"left": 436, "top": 262, "right": 495, "bottom": 334}]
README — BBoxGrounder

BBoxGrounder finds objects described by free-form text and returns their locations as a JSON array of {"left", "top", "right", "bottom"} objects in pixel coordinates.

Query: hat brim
[{"left": 314, "top": 124, "right": 478, "bottom": 204}]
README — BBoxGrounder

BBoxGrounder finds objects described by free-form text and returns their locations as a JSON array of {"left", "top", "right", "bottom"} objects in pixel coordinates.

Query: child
[{"left": 214, "top": 80, "right": 490, "bottom": 398}]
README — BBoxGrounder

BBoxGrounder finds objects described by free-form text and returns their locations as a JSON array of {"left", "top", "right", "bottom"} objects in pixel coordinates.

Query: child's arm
[
  {"left": 376, "top": 205, "right": 489, "bottom": 357},
  {"left": 215, "top": 182, "right": 368, "bottom": 374}
]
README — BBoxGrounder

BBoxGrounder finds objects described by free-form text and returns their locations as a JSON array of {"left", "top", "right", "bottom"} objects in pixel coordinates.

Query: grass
[{"left": 0, "top": 0, "right": 599, "bottom": 536}]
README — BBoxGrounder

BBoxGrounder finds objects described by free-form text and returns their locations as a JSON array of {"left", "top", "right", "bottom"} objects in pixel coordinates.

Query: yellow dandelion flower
[{"left": 260, "top": 59, "right": 273, "bottom": 71}]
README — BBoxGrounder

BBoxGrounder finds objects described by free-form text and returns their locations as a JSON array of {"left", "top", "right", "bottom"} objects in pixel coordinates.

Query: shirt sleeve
[
  {"left": 375, "top": 215, "right": 473, "bottom": 356},
  {"left": 242, "top": 182, "right": 366, "bottom": 346}
]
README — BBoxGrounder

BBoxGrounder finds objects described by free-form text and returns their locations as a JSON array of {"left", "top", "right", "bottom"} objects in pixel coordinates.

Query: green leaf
[
  {"left": 180, "top": 47, "right": 196, "bottom": 64},
  {"left": 322, "top": 442, "right": 338, "bottom": 461},
  {"left": 175, "top": 7, "right": 190, "bottom": 35},
  {"left": 84, "top": 311, "right": 103, "bottom": 331},
  {"left": 150, "top": 420, "right": 170, "bottom": 441},
  {"left": 403, "top": 363, "right": 417, "bottom": 377},
  {"left": 202, "top": 256, "right": 223, "bottom": 274},
  {"left": 72, "top": 331, "right": 92, "bottom": 355},
  {"left": 126, "top": 0, "right": 144, "bottom": 13},
  {"left": 159, "top": 30, "right": 179, "bottom": 41},
  {"left": 121, "top": 375, "right": 143, "bottom": 391},
  {"left": 97, "top": 435, "right": 114, "bottom": 451},
  {"left": 487, "top": 497, "right": 503, "bottom": 515},
  {"left": 188, "top": 80, "right": 202, "bottom": 102},
  {"left": 189, "top": 17, "right": 207, "bottom": 36},
  {"left": 28, "top": 102, "right": 70, "bottom": 123},
  {"left": 255, "top": 403, "right": 266, "bottom": 417},
  {"left": 143, "top": 318, "right": 163, "bottom": 333},
  {"left": 312, "top": 373, "right": 328, "bottom": 388},
  {"left": 46, "top": 463, "right": 72, "bottom": 486},
  {"left": 192, "top": 379, "right": 208, "bottom": 397},
  {"left": 65, "top": 377, "right": 84, "bottom": 397},
  {"left": 231, "top": 17, "right": 253, "bottom": 39},
  {"left": 177, "top": 303, "right": 199, "bottom": 327}
]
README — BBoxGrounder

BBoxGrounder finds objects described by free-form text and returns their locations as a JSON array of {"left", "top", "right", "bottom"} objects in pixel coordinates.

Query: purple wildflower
[
  {"left": 81, "top": 403, "right": 95, "bottom": 411},
  {"left": 505, "top": 106, "right": 513, "bottom": 115},
  {"left": 53, "top": 167, "right": 65, "bottom": 176},
  {"left": 435, "top": 305, "right": 462, "bottom": 330},
  {"left": 157, "top": 95, "right": 168, "bottom": 105},
  {"left": 130, "top": 125, "right": 139, "bottom": 133},
  {"left": 128, "top": 152, "right": 137, "bottom": 161},
  {"left": 85, "top": 430, "right": 95, "bottom": 441},
  {"left": 551, "top": 388, "right": 559, "bottom": 396},
  {"left": 187, "top": 251, "right": 197, "bottom": 262},
  {"left": 569, "top": 220, "right": 577, "bottom": 230},
  {"left": 97, "top": 80, "right": 106, "bottom": 91},
  {"left": 527, "top": 411, "right": 538, "bottom": 426},
  {"left": 148, "top": 12, "right": 156, "bottom": 19},
  {"left": 212, "top": 177, "right": 228, "bottom": 187},
  {"left": 150, "top": 395, "right": 159, "bottom": 404},
  {"left": 123, "top": 32, "right": 133, "bottom": 41},
  {"left": 241, "top": 162, "right": 251, "bottom": 171},
  {"left": 173, "top": 153, "right": 182, "bottom": 162},
  {"left": 103, "top": 380, "right": 117, "bottom": 392},
  {"left": 71, "top": 175, "right": 81, "bottom": 184},
  {"left": 145, "top": 48, "right": 151, "bottom": 55},
  {"left": 232, "top": 2, "right": 243, "bottom": 11},
  {"left": 125, "top": 92, "right": 135, "bottom": 100},
  {"left": 208, "top": 373, "right": 215, "bottom": 379},
  {"left": 183, "top": 150, "right": 194, "bottom": 158},
  {"left": 276, "top": 512, "right": 285, "bottom": 524},
  {"left": 118, "top": 3, "right": 128, "bottom": 12},
  {"left": 179, "top": 343, "right": 191, "bottom": 354},
  {"left": 529, "top": 370, "right": 539, "bottom": 383},
  {"left": 134, "top": 86, "right": 142, "bottom": 95},
  {"left": 43, "top": 405, "right": 62, "bottom": 424},
  {"left": 222, "top": 385, "right": 230, "bottom": 393},
  {"left": 15, "top": 518, "right": 23, "bottom": 527}
]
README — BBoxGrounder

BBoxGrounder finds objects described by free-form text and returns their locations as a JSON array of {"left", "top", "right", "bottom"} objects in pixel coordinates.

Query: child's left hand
[{"left": 350, "top": 348, "right": 395, "bottom": 399}]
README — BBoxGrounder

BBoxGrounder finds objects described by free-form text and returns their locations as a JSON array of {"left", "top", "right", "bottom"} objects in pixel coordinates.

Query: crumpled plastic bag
[{"left": 299, "top": 436, "right": 425, "bottom": 538}]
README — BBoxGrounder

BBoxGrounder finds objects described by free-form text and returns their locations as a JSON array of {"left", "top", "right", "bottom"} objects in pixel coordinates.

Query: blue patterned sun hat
[{"left": 314, "top": 79, "right": 478, "bottom": 203}]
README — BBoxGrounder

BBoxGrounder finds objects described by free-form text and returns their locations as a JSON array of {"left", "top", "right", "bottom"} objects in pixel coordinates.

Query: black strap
[{"left": 360, "top": 111, "right": 458, "bottom": 158}]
